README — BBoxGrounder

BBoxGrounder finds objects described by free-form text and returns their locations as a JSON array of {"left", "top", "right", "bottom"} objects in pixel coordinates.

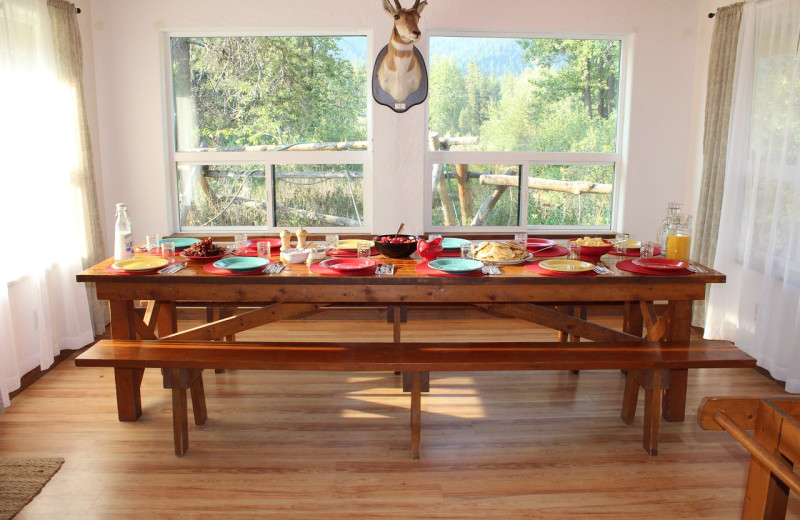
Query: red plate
[
  {"left": 180, "top": 251, "right": 225, "bottom": 263},
  {"left": 632, "top": 257, "right": 689, "bottom": 270},
  {"left": 527, "top": 238, "right": 557, "bottom": 249},
  {"left": 319, "top": 258, "right": 376, "bottom": 272}
]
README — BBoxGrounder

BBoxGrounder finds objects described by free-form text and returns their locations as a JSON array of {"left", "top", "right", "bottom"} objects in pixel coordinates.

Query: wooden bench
[
  {"left": 698, "top": 397, "right": 800, "bottom": 520},
  {"left": 75, "top": 339, "right": 755, "bottom": 458}
]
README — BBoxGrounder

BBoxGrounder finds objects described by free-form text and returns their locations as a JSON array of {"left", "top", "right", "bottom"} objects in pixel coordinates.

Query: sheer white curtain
[
  {"left": 0, "top": 0, "right": 95, "bottom": 407},
  {"left": 704, "top": 0, "right": 800, "bottom": 392}
]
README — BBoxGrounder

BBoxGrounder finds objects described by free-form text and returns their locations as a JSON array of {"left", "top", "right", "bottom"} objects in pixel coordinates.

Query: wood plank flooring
[{"left": 1, "top": 311, "right": 798, "bottom": 519}]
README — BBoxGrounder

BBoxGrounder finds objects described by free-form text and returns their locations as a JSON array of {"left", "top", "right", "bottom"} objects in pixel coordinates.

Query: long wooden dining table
[{"left": 76, "top": 250, "right": 726, "bottom": 426}]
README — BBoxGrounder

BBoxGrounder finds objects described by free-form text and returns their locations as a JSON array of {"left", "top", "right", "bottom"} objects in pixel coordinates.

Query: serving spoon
[{"left": 394, "top": 223, "right": 405, "bottom": 238}]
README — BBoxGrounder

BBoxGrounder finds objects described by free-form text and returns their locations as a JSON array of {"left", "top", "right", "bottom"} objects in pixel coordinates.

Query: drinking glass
[
  {"left": 146, "top": 233, "right": 160, "bottom": 254},
  {"left": 514, "top": 233, "right": 528, "bottom": 248},
  {"left": 325, "top": 234, "right": 339, "bottom": 254},
  {"left": 640, "top": 241, "right": 656, "bottom": 258},
  {"left": 614, "top": 233, "right": 629, "bottom": 255},
  {"left": 567, "top": 242, "right": 581, "bottom": 261},
  {"left": 257, "top": 241, "right": 271, "bottom": 258},
  {"left": 356, "top": 240, "right": 371, "bottom": 258},
  {"left": 460, "top": 242, "right": 474, "bottom": 259},
  {"left": 234, "top": 233, "right": 248, "bottom": 254},
  {"left": 160, "top": 241, "right": 175, "bottom": 263}
]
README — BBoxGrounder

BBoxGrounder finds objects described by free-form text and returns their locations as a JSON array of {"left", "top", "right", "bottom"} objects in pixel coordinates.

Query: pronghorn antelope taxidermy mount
[{"left": 373, "top": 0, "right": 429, "bottom": 112}]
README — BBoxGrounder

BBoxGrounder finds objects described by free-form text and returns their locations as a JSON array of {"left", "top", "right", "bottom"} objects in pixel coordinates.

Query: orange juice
[{"left": 666, "top": 234, "right": 691, "bottom": 261}]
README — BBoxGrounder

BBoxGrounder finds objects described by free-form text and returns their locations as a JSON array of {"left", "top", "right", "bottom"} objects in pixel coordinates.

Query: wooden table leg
[
  {"left": 110, "top": 300, "right": 143, "bottom": 421},
  {"left": 662, "top": 301, "right": 692, "bottom": 422},
  {"left": 157, "top": 301, "right": 177, "bottom": 338}
]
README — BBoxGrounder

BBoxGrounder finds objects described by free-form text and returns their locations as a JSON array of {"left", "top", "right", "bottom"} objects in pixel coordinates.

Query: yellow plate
[
  {"left": 111, "top": 257, "right": 169, "bottom": 271},
  {"left": 538, "top": 259, "right": 595, "bottom": 273},
  {"left": 626, "top": 240, "right": 641, "bottom": 249},
  {"left": 336, "top": 239, "right": 375, "bottom": 250}
]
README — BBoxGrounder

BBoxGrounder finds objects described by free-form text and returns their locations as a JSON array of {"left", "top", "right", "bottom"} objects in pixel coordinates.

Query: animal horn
[
  {"left": 412, "top": 0, "right": 420, "bottom": 7},
  {"left": 394, "top": 0, "right": 403, "bottom": 10}
]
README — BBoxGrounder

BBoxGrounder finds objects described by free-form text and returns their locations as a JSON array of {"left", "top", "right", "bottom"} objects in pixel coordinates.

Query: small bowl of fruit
[{"left": 373, "top": 234, "right": 418, "bottom": 258}]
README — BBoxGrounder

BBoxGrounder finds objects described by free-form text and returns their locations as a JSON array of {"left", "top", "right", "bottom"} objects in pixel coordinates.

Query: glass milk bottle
[{"left": 114, "top": 203, "right": 134, "bottom": 261}]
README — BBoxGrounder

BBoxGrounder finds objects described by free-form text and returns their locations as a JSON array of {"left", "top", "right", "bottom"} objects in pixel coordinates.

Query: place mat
[
  {"left": 202, "top": 262, "right": 269, "bottom": 276},
  {"left": 414, "top": 262, "right": 484, "bottom": 278},
  {"left": 327, "top": 247, "right": 378, "bottom": 258},
  {"left": 104, "top": 264, "right": 162, "bottom": 276},
  {"left": 615, "top": 259, "right": 692, "bottom": 276},
  {"left": 309, "top": 262, "right": 377, "bottom": 276},
  {"left": 0, "top": 457, "right": 64, "bottom": 520},
  {"left": 524, "top": 261, "right": 597, "bottom": 277},
  {"left": 529, "top": 245, "right": 568, "bottom": 258}
]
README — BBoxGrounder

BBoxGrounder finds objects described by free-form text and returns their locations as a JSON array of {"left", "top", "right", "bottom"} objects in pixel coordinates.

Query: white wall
[{"left": 80, "top": 0, "right": 714, "bottom": 252}]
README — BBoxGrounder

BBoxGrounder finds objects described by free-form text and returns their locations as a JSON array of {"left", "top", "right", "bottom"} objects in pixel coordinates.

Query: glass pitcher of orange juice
[{"left": 664, "top": 215, "right": 692, "bottom": 262}]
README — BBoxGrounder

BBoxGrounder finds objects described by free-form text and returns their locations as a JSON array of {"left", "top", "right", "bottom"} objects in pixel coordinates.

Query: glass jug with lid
[
  {"left": 657, "top": 202, "right": 683, "bottom": 249},
  {"left": 662, "top": 213, "right": 693, "bottom": 262}
]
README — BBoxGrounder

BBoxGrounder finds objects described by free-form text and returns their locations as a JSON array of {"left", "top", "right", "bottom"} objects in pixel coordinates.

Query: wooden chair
[{"left": 698, "top": 397, "right": 800, "bottom": 520}]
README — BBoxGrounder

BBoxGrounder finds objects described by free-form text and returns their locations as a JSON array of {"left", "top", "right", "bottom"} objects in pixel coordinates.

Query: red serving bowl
[
  {"left": 569, "top": 239, "right": 613, "bottom": 261},
  {"left": 180, "top": 251, "right": 225, "bottom": 264}
]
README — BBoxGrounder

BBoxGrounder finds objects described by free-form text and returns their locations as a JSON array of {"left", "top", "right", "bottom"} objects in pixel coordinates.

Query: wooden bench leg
[
  {"left": 410, "top": 371, "right": 421, "bottom": 459},
  {"left": 620, "top": 370, "right": 640, "bottom": 425},
  {"left": 170, "top": 369, "right": 190, "bottom": 456},
  {"left": 642, "top": 369, "right": 662, "bottom": 456},
  {"left": 620, "top": 369, "right": 663, "bottom": 455},
  {"left": 189, "top": 372, "right": 208, "bottom": 425},
  {"left": 114, "top": 367, "right": 144, "bottom": 421},
  {"left": 403, "top": 371, "right": 430, "bottom": 393}
]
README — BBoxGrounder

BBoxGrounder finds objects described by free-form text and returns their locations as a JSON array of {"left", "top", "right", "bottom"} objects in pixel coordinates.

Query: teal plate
[
  {"left": 428, "top": 258, "right": 484, "bottom": 274},
  {"left": 159, "top": 237, "right": 200, "bottom": 250},
  {"left": 212, "top": 257, "right": 269, "bottom": 271},
  {"left": 441, "top": 238, "right": 471, "bottom": 251}
]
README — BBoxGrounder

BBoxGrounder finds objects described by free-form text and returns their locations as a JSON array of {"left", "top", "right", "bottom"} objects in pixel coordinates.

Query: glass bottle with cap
[{"left": 114, "top": 203, "right": 134, "bottom": 261}]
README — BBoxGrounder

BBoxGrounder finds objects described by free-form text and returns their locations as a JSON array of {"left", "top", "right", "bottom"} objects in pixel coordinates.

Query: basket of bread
[{"left": 473, "top": 241, "right": 532, "bottom": 264}]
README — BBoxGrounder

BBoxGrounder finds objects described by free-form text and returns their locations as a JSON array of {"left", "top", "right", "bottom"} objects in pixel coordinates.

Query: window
[
  {"left": 168, "top": 35, "right": 368, "bottom": 232},
  {"left": 426, "top": 36, "right": 624, "bottom": 232}
]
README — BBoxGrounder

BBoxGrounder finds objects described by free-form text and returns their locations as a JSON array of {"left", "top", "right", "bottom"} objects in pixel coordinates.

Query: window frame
[
  {"left": 423, "top": 31, "right": 629, "bottom": 234},
  {"left": 163, "top": 31, "right": 373, "bottom": 234}
]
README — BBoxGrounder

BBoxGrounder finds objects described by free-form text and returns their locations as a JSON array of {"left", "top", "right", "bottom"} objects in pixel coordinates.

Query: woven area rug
[{"left": 0, "top": 457, "right": 64, "bottom": 520}]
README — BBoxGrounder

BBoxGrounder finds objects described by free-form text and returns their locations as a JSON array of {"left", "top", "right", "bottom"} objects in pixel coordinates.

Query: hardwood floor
[{"left": 1, "top": 310, "right": 798, "bottom": 519}]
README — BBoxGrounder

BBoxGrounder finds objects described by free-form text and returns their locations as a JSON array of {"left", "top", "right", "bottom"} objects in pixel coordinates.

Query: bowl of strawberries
[{"left": 373, "top": 234, "right": 418, "bottom": 258}]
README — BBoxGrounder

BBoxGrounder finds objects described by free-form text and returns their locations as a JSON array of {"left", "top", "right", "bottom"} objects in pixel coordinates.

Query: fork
[
  {"left": 687, "top": 263, "right": 708, "bottom": 273},
  {"left": 263, "top": 263, "right": 285, "bottom": 274},
  {"left": 593, "top": 262, "right": 613, "bottom": 275},
  {"left": 158, "top": 262, "right": 186, "bottom": 274}
]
